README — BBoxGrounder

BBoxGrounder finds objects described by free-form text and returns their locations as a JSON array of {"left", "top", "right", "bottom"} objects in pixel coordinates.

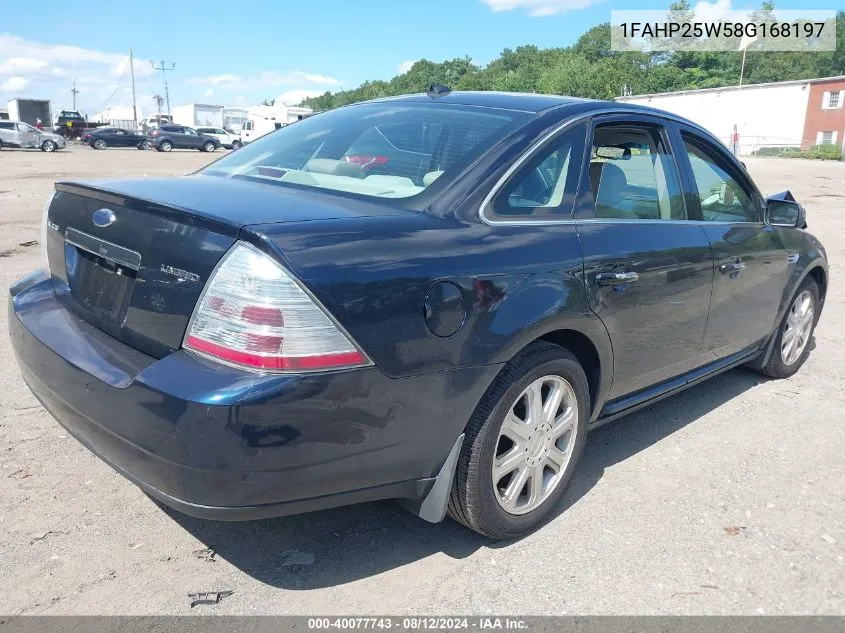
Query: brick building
[{"left": 801, "top": 77, "right": 845, "bottom": 149}]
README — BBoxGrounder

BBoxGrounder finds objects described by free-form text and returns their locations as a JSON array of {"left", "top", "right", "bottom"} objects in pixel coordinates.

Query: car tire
[
  {"left": 231, "top": 140, "right": 242, "bottom": 150},
  {"left": 138, "top": 140, "right": 151, "bottom": 150},
  {"left": 447, "top": 342, "right": 589, "bottom": 539},
  {"left": 41, "top": 140, "right": 57, "bottom": 152},
  {"left": 202, "top": 141, "right": 216, "bottom": 153},
  {"left": 93, "top": 139, "right": 107, "bottom": 150},
  {"left": 160, "top": 140, "right": 172, "bottom": 152},
  {"left": 755, "top": 277, "right": 820, "bottom": 379}
]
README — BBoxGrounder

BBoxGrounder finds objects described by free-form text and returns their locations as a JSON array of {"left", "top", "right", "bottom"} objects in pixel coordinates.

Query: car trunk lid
[{"left": 46, "top": 175, "right": 410, "bottom": 359}]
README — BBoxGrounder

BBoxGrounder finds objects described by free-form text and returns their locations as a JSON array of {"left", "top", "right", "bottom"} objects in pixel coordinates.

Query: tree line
[{"left": 299, "top": 2, "right": 844, "bottom": 111}]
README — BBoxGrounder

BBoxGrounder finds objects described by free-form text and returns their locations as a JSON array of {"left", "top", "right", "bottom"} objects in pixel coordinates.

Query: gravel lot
[{"left": 1, "top": 147, "right": 843, "bottom": 615}]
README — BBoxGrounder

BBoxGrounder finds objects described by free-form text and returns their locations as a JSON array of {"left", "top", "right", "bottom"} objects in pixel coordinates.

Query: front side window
[
  {"left": 588, "top": 124, "right": 685, "bottom": 220},
  {"left": 203, "top": 103, "right": 532, "bottom": 200},
  {"left": 487, "top": 123, "right": 585, "bottom": 219},
  {"left": 682, "top": 135, "right": 758, "bottom": 223}
]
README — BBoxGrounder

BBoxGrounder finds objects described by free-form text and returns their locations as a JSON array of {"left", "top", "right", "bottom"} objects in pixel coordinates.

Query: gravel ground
[{"left": 0, "top": 147, "right": 843, "bottom": 615}]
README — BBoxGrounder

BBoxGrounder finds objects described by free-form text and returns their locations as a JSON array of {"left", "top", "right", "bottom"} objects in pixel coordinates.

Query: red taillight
[
  {"left": 183, "top": 242, "right": 371, "bottom": 373},
  {"left": 343, "top": 155, "right": 390, "bottom": 170},
  {"left": 151, "top": 130, "right": 160, "bottom": 137}
]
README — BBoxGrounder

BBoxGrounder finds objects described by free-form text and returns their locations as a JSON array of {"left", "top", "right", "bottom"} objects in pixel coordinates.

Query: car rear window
[{"left": 201, "top": 102, "right": 533, "bottom": 200}]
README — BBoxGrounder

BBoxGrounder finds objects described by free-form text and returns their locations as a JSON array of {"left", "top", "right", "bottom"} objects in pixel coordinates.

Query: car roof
[
  {"left": 364, "top": 90, "right": 704, "bottom": 128},
  {"left": 369, "top": 91, "right": 591, "bottom": 113}
]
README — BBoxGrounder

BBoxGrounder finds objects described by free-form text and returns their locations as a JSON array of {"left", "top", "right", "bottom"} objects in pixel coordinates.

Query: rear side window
[
  {"left": 0, "top": 122, "right": 14, "bottom": 129},
  {"left": 588, "top": 124, "right": 685, "bottom": 221},
  {"left": 202, "top": 103, "right": 533, "bottom": 200},
  {"left": 486, "top": 123, "right": 586, "bottom": 220}
]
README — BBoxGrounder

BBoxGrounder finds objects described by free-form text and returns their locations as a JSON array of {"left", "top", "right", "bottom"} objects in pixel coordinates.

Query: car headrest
[{"left": 595, "top": 162, "right": 628, "bottom": 206}]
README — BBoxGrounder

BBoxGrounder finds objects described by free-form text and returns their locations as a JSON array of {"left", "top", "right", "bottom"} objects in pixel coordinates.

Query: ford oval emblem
[{"left": 92, "top": 208, "right": 116, "bottom": 228}]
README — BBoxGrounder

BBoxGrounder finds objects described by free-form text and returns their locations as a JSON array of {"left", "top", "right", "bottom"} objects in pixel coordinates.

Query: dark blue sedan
[{"left": 9, "top": 90, "right": 828, "bottom": 539}]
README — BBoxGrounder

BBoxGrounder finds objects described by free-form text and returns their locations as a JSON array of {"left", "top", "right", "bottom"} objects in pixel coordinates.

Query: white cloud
[
  {"left": 0, "top": 57, "right": 48, "bottom": 75},
  {"left": 204, "top": 88, "right": 214, "bottom": 98},
  {"left": 397, "top": 60, "right": 418, "bottom": 74},
  {"left": 1, "top": 76, "right": 30, "bottom": 92},
  {"left": 187, "top": 73, "right": 241, "bottom": 86},
  {"left": 274, "top": 89, "right": 326, "bottom": 105},
  {"left": 289, "top": 71, "right": 342, "bottom": 86},
  {"left": 692, "top": 0, "right": 733, "bottom": 23},
  {"left": 187, "top": 70, "right": 341, "bottom": 88},
  {"left": 481, "top": 0, "right": 603, "bottom": 16},
  {"left": 0, "top": 34, "right": 157, "bottom": 114}
]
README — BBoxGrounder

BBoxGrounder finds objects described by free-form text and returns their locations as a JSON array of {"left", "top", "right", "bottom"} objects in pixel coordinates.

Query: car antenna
[{"left": 427, "top": 84, "right": 451, "bottom": 99}]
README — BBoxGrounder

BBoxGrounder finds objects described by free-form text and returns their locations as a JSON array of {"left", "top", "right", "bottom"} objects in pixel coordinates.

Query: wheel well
[
  {"left": 808, "top": 266, "right": 827, "bottom": 303},
  {"left": 538, "top": 329, "right": 601, "bottom": 413}
]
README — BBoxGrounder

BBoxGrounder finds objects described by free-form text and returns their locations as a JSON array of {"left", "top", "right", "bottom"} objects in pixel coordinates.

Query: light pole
[{"left": 151, "top": 60, "right": 175, "bottom": 115}]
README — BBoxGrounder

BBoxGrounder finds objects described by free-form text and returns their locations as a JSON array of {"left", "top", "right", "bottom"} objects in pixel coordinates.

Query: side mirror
[{"left": 766, "top": 194, "right": 806, "bottom": 228}]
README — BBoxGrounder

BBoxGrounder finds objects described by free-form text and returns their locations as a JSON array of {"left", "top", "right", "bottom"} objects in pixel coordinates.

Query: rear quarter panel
[{"left": 247, "top": 213, "right": 611, "bottom": 394}]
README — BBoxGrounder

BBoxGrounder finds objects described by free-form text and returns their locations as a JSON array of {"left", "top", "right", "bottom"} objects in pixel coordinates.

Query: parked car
[
  {"left": 196, "top": 127, "right": 242, "bottom": 150},
  {"left": 84, "top": 127, "right": 151, "bottom": 150},
  {"left": 0, "top": 120, "right": 66, "bottom": 151},
  {"left": 9, "top": 91, "right": 828, "bottom": 539},
  {"left": 147, "top": 124, "right": 220, "bottom": 152}
]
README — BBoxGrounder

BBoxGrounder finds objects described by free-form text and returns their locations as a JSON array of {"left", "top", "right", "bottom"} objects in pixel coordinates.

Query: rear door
[
  {"left": 576, "top": 114, "right": 714, "bottom": 400},
  {"left": 674, "top": 125, "right": 788, "bottom": 361}
]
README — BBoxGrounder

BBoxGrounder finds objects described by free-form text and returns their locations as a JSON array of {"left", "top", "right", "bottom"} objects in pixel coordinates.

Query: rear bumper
[{"left": 9, "top": 271, "right": 499, "bottom": 520}]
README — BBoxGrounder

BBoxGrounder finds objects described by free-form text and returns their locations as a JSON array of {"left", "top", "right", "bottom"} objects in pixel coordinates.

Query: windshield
[{"left": 202, "top": 102, "right": 532, "bottom": 200}]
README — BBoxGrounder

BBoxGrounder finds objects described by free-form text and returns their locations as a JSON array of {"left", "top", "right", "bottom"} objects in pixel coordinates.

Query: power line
[{"left": 94, "top": 60, "right": 129, "bottom": 114}]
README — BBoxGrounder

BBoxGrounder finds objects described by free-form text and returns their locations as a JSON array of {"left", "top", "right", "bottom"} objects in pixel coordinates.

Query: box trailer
[
  {"left": 171, "top": 104, "right": 224, "bottom": 128},
  {"left": 8, "top": 99, "right": 52, "bottom": 126}
]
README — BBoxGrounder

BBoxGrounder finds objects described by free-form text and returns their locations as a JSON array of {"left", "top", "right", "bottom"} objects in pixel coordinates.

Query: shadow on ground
[{"left": 166, "top": 367, "right": 765, "bottom": 589}]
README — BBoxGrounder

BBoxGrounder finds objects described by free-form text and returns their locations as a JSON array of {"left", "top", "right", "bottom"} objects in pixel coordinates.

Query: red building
[{"left": 801, "top": 77, "right": 845, "bottom": 149}]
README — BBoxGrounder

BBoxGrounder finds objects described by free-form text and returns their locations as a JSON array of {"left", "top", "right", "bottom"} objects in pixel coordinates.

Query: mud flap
[{"left": 400, "top": 434, "right": 464, "bottom": 523}]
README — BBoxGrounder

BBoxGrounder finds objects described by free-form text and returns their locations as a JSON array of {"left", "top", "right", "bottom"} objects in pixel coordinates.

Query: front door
[
  {"left": 17, "top": 123, "right": 37, "bottom": 148},
  {"left": 676, "top": 128, "right": 788, "bottom": 362},
  {"left": 180, "top": 127, "right": 202, "bottom": 148},
  {"left": 576, "top": 115, "right": 714, "bottom": 400}
]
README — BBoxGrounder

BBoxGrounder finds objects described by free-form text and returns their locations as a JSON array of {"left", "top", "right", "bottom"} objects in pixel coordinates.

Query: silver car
[{"left": 0, "top": 121, "right": 66, "bottom": 152}]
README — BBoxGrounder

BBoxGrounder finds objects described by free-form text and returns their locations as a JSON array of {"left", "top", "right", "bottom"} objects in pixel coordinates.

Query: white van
[{"left": 240, "top": 118, "right": 285, "bottom": 144}]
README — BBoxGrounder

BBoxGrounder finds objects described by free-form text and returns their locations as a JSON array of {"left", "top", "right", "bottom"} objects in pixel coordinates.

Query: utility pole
[
  {"left": 71, "top": 80, "right": 80, "bottom": 111},
  {"left": 151, "top": 60, "right": 175, "bottom": 115},
  {"left": 129, "top": 48, "right": 138, "bottom": 124}
]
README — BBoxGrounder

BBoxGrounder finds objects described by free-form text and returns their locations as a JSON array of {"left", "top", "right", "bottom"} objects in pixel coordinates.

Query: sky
[{"left": 0, "top": 0, "right": 841, "bottom": 119}]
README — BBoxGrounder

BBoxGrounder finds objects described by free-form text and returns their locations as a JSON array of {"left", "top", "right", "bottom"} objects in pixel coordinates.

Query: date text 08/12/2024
[{"left": 307, "top": 617, "right": 528, "bottom": 631}]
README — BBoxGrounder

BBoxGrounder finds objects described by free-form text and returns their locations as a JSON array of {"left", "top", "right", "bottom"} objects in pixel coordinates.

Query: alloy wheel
[
  {"left": 492, "top": 375, "right": 579, "bottom": 515},
  {"left": 781, "top": 289, "right": 814, "bottom": 366}
]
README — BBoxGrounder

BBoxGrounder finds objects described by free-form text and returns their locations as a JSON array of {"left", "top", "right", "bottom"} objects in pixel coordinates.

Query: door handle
[
  {"left": 719, "top": 261, "right": 747, "bottom": 274},
  {"left": 596, "top": 271, "right": 640, "bottom": 286}
]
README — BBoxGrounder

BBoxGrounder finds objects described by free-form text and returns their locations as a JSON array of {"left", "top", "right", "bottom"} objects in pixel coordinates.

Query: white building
[{"left": 616, "top": 77, "right": 833, "bottom": 155}]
